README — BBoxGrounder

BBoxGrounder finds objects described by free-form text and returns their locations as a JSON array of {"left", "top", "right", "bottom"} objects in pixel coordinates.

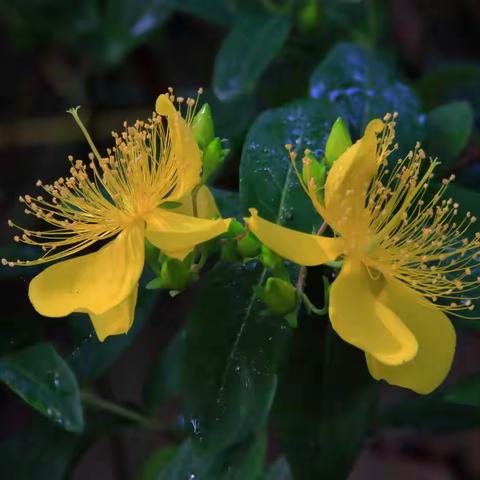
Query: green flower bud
[
  {"left": 145, "top": 239, "right": 161, "bottom": 275},
  {"left": 260, "top": 244, "right": 282, "bottom": 271},
  {"left": 260, "top": 277, "right": 297, "bottom": 317},
  {"left": 237, "top": 231, "right": 261, "bottom": 258},
  {"left": 146, "top": 257, "right": 191, "bottom": 292},
  {"left": 302, "top": 151, "right": 326, "bottom": 189},
  {"left": 191, "top": 103, "right": 215, "bottom": 150},
  {"left": 298, "top": 0, "right": 320, "bottom": 32},
  {"left": 220, "top": 239, "right": 240, "bottom": 262},
  {"left": 325, "top": 117, "right": 352, "bottom": 167},
  {"left": 228, "top": 218, "right": 245, "bottom": 236},
  {"left": 202, "top": 137, "right": 229, "bottom": 182}
]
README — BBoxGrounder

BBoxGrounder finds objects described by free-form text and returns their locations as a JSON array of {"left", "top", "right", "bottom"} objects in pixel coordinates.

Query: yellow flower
[
  {"left": 246, "top": 115, "right": 480, "bottom": 394},
  {"left": 4, "top": 91, "right": 230, "bottom": 341}
]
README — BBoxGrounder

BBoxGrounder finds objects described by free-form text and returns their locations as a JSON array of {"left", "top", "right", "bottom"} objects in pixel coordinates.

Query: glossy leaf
[
  {"left": 0, "top": 414, "right": 80, "bottom": 480},
  {"left": 211, "top": 188, "right": 240, "bottom": 218},
  {"left": 69, "top": 289, "right": 158, "bottom": 384},
  {"left": 382, "top": 392, "right": 480, "bottom": 433},
  {"left": 240, "top": 98, "right": 337, "bottom": 232},
  {"left": 445, "top": 370, "right": 480, "bottom": 408},
  {"left": 152, "top": 432, "right": 266, "bottom": 479},
  {"left": 0, "top": 343, "right": 84, "bottom": 433},
  {"left": 265, "top": 456, "right": 293, "bottom": 480},
  {"left": 213, "top": 15, "right": 291, "bottom": 101},
  {"left": 102, "top": 0, "right": 172, "bottom": 64},
  {"left": 137, "top": 446, "right": 179, "bottom": 480},
  {"left": 181, "top": 262, "right": 289, "bottom": 452},
  {"left": 144, "top": 330, "right": 185, "bottom": 409},
  {"left": 424, "top": 101, "right": 474, "bottom": 169},
  {"left": 309, "top": 42, "right": 422, "bottom": 149},
  {"left": 273, "top": 321, "right": 378, "bottom": 479}
]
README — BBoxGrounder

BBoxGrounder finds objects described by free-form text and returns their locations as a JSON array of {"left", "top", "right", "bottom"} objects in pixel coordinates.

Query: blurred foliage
[{"left": 1, "top": 0, "right": 480, "bottom": 479}]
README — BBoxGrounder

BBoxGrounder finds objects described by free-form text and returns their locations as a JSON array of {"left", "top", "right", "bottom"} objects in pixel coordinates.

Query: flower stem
[
  {"left": 81, "top": 391, "right": 165, "bottom": 431},
  {"left": 67, "top": 106, "right": 103, "bottom": 163}
]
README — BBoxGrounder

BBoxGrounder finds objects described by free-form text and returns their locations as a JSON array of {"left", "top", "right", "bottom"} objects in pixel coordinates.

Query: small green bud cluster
[{"left": 192, "top": 104, "right": 230, "bottom": 183}]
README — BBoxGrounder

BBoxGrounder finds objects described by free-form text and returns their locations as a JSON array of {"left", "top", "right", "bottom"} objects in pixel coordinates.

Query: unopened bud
[
  {"left": 325, "top": 117, "right": 352, "bottom": 167},
  {"left": 192, "top": 103, "right": 215, "bottom": 150},
  {"left": 237, "top": 231, "right": 261, "bottom": 258},
  {"left": 202, "top": 137, "right": 229, "bottom": 182},
  {"left": 146, "top": 257, "right": 191, "bottom": 292},
  {"left": 259, "top": 277, "right": 297, "bottom": 317},
  {"left": 302, "top": 151, "right": 325, "bottom": 189}
]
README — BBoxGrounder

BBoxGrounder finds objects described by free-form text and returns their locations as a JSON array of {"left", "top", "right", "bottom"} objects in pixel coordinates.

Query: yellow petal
[
  {"left": 324, "top": 119, "right": 384, "bottom": 232},
  {"left": 145, "top": 208, "right": 230, "bottom": 260},
  {"left": 366, "top": 279, "right": 456, "bottom": 394},
  {"left": 329, "top": 257, "right": 418, "bottom": 365},
  {"left": 29, "top": 223, "right": 145, "bottom": 317},
  {"left": 168, "top": 185, "right": 220, "bottom": 218},
  {"left": 90, "top": 286, "right": 138, "bottom": 342},
  {"left": 155, "top": 94, "right": 201, "bottom": 199},
  {"left": 245, "top": 208, "right": 344, "bottom": 266}
]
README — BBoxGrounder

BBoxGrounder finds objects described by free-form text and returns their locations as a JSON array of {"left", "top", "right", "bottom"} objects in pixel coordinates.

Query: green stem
[
  {"left": 81, "top": 391, "right": 165, "bottom": 431},
  {"left": 67, "top": 106, "right": 103, "bottom": 162}
]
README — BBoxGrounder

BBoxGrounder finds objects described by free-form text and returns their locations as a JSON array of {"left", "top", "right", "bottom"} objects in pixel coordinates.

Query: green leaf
[
  {"left": 181, "top": 262, "right": 289, "bottom": 452},
  {"left": 0, "top": 343, "right": 84, "bottom": 433},
  {"left": 0, "top": 414, "right": 80, "bottom": 479},
  {"left": 211, "top": 188, "right": 239, "bottom": 218},
  {"left": 213, "top": 15, "right": 291, "bottom": 101},
  {"left": 160, "top": 201, "right": 184, "bottom": 209},
  {"left": 137, "top": 446, "right": 179, "bottom": 480},
  {"left": 415, "top": 62, "right": 480, "bottom": 111},
  {"left": 309, "top": 43, "right": 422, "bottom": 150},
  {"left": 265, "top": 456, "right": 293, "bottom": 480},
  {"left": 273, "top": 323, "right": 378, "bottom": 479},
  {"left": 381, "top": 391, "right": 480, "bottom": 433},
  {"left": 69, "top": 288, "right": 158, "bottom": 384},
  {"left": 151, "top": 432, "right": 266, "bottom": 479},
  {"left": 144, "top": 330, "right": 185, "bottom": 409},
  {"left": 424, "top": 101, "right": 474, "bottom": 169},
  {"left": 240, "top": 98, "right": 337, "bottom": 231},
  {"left": 445, "top": 370, "right": 480, "bottom": 408},
  {"left": 101, "top": 0, "right": 172, "bottom": 64}
]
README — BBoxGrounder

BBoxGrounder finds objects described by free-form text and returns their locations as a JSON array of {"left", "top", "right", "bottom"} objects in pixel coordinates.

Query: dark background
[{"left": 1, "top": 0, "right": 480, "bottom": 478}]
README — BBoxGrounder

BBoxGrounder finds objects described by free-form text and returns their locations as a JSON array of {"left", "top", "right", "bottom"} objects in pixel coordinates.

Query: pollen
[
  {"left": 363, "top": 118, "right": 480, "bottom": 317},
  {"left": 4, "top": 90, "right": 202, "bottom": 268}
]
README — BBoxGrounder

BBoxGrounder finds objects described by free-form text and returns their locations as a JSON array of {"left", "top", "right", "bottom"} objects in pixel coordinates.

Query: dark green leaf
[
  {"left": 102, "top": 0, "right": 172, "bottom": 64},
  {"left": 152, "top": 432, "right": 266, "bottom": 479},
  {"left": 211, "top": 188, "right": 240, "bottom": 218},
  {"left": 0, "top": 343, "right": 84, "bottom": 433},
  {"left": 273, "top": 323, "right": 378, "bottom": 480},
  {"left": 416, "top": 63, "right": 480, "bottom": 112},
  {"left": 213, "top": 15, "right": 290, "bottom": 101},
  {"left": 309, "top": 43, "right": 422, "bottom": 149},
  {"left": 69, "top": 288, "right": 158, "bottom": 384},
  {"left": 381, "top": 391, "right": 480, "bottom": 433},
  {"left": 424, "top": 101, "right": 474, "bottom": 169},
  {"left": 240, "top": 98, "right": 337, "bottom": 231},
  {"left": 144, "top": 330, "right": 185, "bottom": 409},
  {"left": 137, "top": 446, "right": 179, "bottom": 480},
  {"left": 181, "top": 262, "right": 289, "bottom": 452},
  {"left": 160, "top": 201, "right": 184, "bottom": 209},
  {"left": 445, "top": 370, "right": 480, "bottom": 408},
  {"left": 265, "top": 456, "right": 293, "bottom": 480},
  {"left": 0, "top": 414, "right": 80, "bottom": 480}
]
